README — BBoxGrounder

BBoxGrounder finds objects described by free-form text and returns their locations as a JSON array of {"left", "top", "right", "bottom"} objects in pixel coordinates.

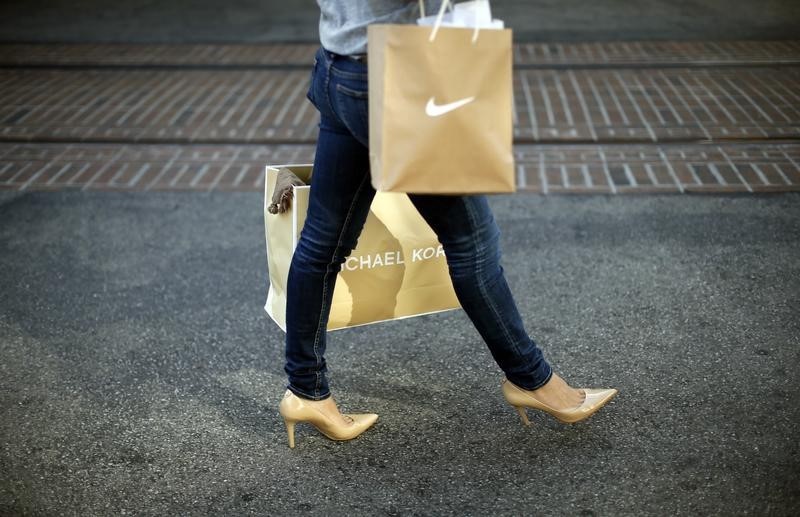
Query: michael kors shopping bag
[{"left": 264, "top": 165, "right": 460, "bottom": 331}]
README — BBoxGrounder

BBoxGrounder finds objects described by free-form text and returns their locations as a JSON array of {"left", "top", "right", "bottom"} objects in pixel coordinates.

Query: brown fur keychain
[{"left": 268, "top": 168, "right": 306, "bottom": 214}]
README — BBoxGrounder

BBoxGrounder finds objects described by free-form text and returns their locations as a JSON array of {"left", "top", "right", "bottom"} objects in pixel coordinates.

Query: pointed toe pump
[
  {"left": 502, "top": 378, "right": 618, "bottom": 425},
  {"left": 278, "top": 390, "right": 378, "bottom": 448}
]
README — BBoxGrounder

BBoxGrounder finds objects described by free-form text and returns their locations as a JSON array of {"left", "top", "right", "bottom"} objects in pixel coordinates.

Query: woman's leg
[
  {"left": 409, "top": 194, "right": 588, "bottom": 409},
  {"left": 408, "top": 194, "right": 554, "bottom": 389},
  {"left": 284, "top": 50, "right": 375, "bottom": 401}
]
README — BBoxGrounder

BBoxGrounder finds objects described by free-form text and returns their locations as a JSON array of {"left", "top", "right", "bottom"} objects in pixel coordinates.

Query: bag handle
[
  {"left": 418, "top": 0, "right": 451, "bottom": 19},
  {"left": 428, "top": 1, "right": 483, "bottom": 44}
]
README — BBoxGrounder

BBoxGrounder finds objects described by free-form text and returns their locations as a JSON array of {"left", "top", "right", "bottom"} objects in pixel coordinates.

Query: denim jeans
[{"left": 284, "top": 47, "right": 552, "bottom": 400}]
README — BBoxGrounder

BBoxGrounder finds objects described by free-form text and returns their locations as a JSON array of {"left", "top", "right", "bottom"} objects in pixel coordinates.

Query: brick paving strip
[
  {"left": 2, "top": 142, "right": 797, "bottom": 194},
  {"left": 1, "top": 67, "right": 798, "bottom": 144},
  {"left": 0, "top": 41, "right": 798, "bottom": 194}
]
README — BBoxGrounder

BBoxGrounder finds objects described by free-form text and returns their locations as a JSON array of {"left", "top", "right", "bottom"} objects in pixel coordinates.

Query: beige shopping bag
[
  {"left": 367, "top": 21, "right": 514, "bottom": 194},
  {"left": 264, "top": 164, "right": 460, "bottom": 331}
]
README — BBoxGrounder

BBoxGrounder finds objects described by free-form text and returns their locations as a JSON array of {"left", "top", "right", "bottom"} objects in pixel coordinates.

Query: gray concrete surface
[
  {"left": 1, "top": 0, "right": 799, "bottom": 43},
  {"left": 1, "top": 191, "right": 799, "bottom": 515}
]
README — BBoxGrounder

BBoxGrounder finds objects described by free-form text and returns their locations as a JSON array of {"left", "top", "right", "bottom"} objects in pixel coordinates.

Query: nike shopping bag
[
  {"left": 367, "top": 2, "right": 514, "bottom": 194},
  {"left": 264, "top": 164, "right": 460, "bottom": 331}
]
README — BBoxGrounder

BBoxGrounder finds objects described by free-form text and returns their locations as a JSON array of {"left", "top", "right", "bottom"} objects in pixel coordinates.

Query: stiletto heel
[
  {"left": 502, "top": 378, "right": 617, "bottom": 425},
  {"left": 278, "top": 390, "right": 378, "bottom": 448},
  {"left": 514, "top": 406, "right": 531, "bottom": 426},
  {"left": 284, "top": 418, "right": 296, "bottom": 449}
]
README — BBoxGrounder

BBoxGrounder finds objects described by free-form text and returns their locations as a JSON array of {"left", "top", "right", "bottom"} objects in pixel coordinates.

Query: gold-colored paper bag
[{"left": 368, "top": 24, "right": 514, "bottom": 194}]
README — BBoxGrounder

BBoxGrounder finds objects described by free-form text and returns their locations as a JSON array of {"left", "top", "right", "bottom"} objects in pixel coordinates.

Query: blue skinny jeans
[{"left": 284, "top": 48, "right": 552, "bottom": 400}]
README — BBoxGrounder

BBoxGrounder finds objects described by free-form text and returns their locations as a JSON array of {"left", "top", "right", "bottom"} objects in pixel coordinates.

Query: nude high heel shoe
[
  {"left": 278, "top": 390, "right": 378, "bottom": 448},
  {"left": 502, "top": 378, "right": 618, "bottom": 425}
]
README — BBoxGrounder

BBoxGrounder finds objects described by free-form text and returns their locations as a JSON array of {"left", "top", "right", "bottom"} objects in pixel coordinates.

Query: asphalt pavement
[{"left": 1, "top": 190, "right": 798, "bottom": 515}]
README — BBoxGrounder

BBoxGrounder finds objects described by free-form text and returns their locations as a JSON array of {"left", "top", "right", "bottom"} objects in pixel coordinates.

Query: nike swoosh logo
[{"left": 425, "top": 96, "right": 476, "bottom": 117}]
